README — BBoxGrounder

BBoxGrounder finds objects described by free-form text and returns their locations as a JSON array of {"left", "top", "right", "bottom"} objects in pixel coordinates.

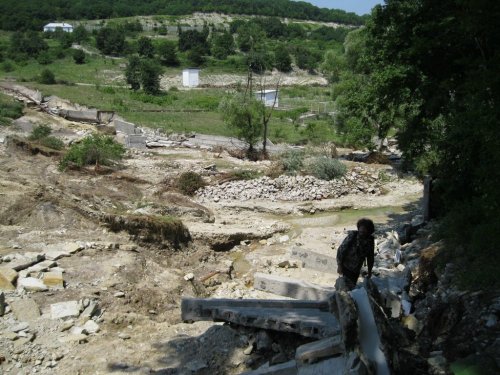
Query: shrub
[
  {"left": 38, "top": 69, "right": 56, "bottom": 84},
  {"left": 281, "top": 149, "right": 305, "bottom": 175},
  {"left": 59, "top": 133, "right": 125, "bottom": 170},
  {"left": 308, "top": 157, "right": 346, "bottom": 180},
  {"left": 73, "top": 49, "right": 86, "bottom": 64},
  {"left": 1, "top": 61, "right": 14, "bottom": 72},
  {"left": 0, "top": 98, "right": 23, "bottom": 120},
  {"left": 40, "top": 136, "right": 64, "bottom": 150},
  {"left": 29, "top": 124, "right": 52, "bottom": 141},
  {"left": 175, "top": 172, "right": 205, "bottom": 196},
  {"left": 37, "top": 51, "right": 54, "bottom": 65},
  {"left": 229, "top": 169, "right": 261, "bottom": 180}
]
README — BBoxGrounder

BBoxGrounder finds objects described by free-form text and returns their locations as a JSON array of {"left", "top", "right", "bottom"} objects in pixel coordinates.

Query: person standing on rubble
[{"left": 336, "top": 218, "right": 375, "bottom": 289}]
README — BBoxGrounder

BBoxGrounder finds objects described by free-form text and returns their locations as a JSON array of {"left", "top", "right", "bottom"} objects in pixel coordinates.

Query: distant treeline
[{"left": 0, "top": 0, "right": 367, "bottom": 31}]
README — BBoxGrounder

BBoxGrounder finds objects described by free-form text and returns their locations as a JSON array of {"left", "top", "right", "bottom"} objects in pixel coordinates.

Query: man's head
[{"left": 357, "top": 218, "right": 375, "bottom": 238}]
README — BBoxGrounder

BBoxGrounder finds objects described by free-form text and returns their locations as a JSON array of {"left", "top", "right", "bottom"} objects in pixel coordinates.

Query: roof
[
  {"left": 256, "top": 90, "right": 278, "bottom": 94},
  {"left": 183, "top": 68, "right": 200, "bottom": 72},
  {"left": 44, "top": 22, "right": 73, "bottom": 28}
]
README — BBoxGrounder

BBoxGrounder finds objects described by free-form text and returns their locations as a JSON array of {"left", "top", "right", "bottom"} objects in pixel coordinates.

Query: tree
[
  {"left": 137, "top": 36, "right": 154, "bottom": 58},
  {"left": 236, "top": 22, "right": 265, "bottom": 52},
  {"left": 321, "top": 50, "right": 345, "bottom": 84},
  {"left": 73, "top": 49, "right": 86, "bottom": 64},
  {"left": 274, "top": 45, "right": 292, "bottom": 73},
  {"left": 140, "top": 59, "right": 162, "bottom": 95},
  {"left": 220, "top": 94, "right": 264, "bottom": 154},
  {"left": 156, "top": 40, "right": 179, "bottom": 66},
  {"left": 187, "top": 46, "right": 206, "bottom": 66},
  {"left": 72, "top": 25, "right": 89, "bottom": 44},
  {"left": 96, "top": 26, "right": 125, "bottom": 56},
  {"left": 211, "top": 31, "right": 235, "bottom": 60},
  {"left": 125, "top": 56, "right": 141, "bottom": 91}
]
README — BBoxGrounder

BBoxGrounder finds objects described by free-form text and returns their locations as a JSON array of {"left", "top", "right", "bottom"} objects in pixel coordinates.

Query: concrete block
[
  {"left": 18, "top": 277, "right": 48, "bottom": 292},
  {"left": 254, "top": 273, "right": 335, "bottom": 301},
  {"left": 43, "top": 250, "right": 70, "bottom": 261},
  {"left": 182, "top": 298, "right": 340, "bottom": 339},
  {"left": 0, "top": 267, "right": 18, "bottom": 290},
  {"left": 290, "top": 247, "right": 336, "bottom": 274},
  {"left": 50, "top": 301, "right": 80, "bottom": 320},
  {"left": 126, "top": 134, "right": 147, "bottom": 149},
  {"left": 9, "top": 253, "right": 45, "bottom": 271},
  {"left": 335, "top": 291, "right": 358, "bottom": 351},
  {"left": 59, "top": 109, "right": 98, "bottom": 123},
  {"left": 242, "top": 360, "right": 297, "bottom": 375},
  {"left": 10, "top": 298, "right": 41, "bottom": 321},
  {"left": 114, "top": 119, "right": 140, "bottom": 135},
  {"left": 182, "top": 298, "right": 330, "bottom": 322},
  {"left": 43, "top": 271, "right": 64, "bottom": 289},
  {"left": 298, "top": 356, "right": 346, "bottom": 375},
  {"left": 295, "top": 336, "right": 344, "bottom": 365}
]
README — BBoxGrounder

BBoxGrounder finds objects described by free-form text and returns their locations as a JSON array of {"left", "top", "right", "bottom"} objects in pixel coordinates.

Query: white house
[
  {"left": 255, "top": 89, "right": 279, "bottom": 107},
  {"left": 182, "top": 68, "right": 200, "bottom": 88},
  {"left": 43, "top": 22, "right": 73, "bottom": 33}
]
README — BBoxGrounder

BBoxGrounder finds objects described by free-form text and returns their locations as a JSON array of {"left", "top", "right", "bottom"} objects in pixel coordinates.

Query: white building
[
  {"left": 255, "top": 89, "right": 279, "bottom": 107},
  {"left": 182, "top": 68, "right": 200, "bottom": 88},
  {"left": 43, "top": 22, "right": 73, "bottom": 33}
]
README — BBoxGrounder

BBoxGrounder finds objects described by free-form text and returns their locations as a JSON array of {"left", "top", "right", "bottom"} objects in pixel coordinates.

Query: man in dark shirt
[{"left": 336, "top": 218, "right": 375, "bottom": 289}]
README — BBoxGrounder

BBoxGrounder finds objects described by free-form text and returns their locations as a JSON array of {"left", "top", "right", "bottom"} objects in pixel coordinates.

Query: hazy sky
[{"left": 298, "top": 0, "right": 384, "bottom": 15}]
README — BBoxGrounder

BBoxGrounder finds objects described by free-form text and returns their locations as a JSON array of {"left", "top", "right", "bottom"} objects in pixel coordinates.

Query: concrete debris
[
  {"left": 253, "top": 273, "right": 335, "bottom": 301},
  {"left": 18, "top": 277, "right": 48, "bottom": 292},
  {"left": 50, "top": 301, "right": 80, "bottom": 320},
  {"left": 290, "top": 247, "right": 336, "bottom": 274},
  {"left": 43, "top": 271, "right": 64, "bottom": 289},
  {"left": 0, "top": 267, "right": 18, "bottom": 290},
  {"left": 82, "top": 320, "right": 100, "bottom": 334},
  {"left": 11, "top": 322, "right": 30, "bottom": 332},
  {"left": 184, "top": 273, "right": 195, "bottom": 281},
  {"left": 243, "top": 360, "right": 298, "bottom": 375},
  {"left": 295, "top": 336, "right": 344, "bottom": 365},
  {"left": 10, "top": 299, "right": 41, "bottom": 321}
]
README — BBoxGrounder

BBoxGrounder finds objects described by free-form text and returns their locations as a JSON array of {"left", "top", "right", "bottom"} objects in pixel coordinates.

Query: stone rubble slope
[{"left": 197, "top": 169, "right": 386, "bottom": 202}]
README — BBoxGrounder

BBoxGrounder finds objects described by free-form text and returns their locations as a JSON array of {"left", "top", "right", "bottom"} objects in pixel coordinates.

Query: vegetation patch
[
  {"left": 6, "top": 135, "right": 63, "bottom": 157},
  {"left": 307, "top": 157, "right": 346, "bottom": 180},
  {"left": 175, "top": 171, "right": 206, "bottom": 196},
  {"left": 103, "top": 213, "right": 191, "bottom": 248}
]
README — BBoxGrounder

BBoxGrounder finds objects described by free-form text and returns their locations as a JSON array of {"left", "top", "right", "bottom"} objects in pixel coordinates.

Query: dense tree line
[
  {"left": 0, "top": 0, "right": 366, "bottom": 31},
  {"left": 335, "top": 0, "right": 500, "bottom": 287}
]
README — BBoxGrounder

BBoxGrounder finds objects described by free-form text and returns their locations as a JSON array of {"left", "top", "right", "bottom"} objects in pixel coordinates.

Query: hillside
[{"left": 0, "top": 0, "right": 367, "bottom": 31}]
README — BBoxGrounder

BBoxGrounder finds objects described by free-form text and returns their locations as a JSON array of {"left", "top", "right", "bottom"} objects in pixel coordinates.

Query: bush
[
  {"left": 308, "top": 157, "right": 346, "bottom": 180},
  {"left": 1, "top": 61, "right": 15, "bottom": 72},
  {"left": 0, "top": 98, "right": 23, "bottom": 120},
  {"left": 229, "top": 169, "right": 261, "bottom": 180},
  {"left": 175, "top": 172, "right": 205, "bottom": 196},
  {"left": 40, "top": 136, "right": 64, "bottom": 150},
  {"left": 281, "top": 149, "right": 305, "bottom": 175},
  {"left": 73, "top": 49, "right": 86, "bottom": 64},
  {"left": 37, "top": 51, "right": 54, "bottom": 65},
  {"left": 38, "top": 69, "right": 56, "bottom": 84},
  {"left": 29, "top": 124, "right": 52, "bottom": 140},
  {"left": 59, "top": 133, "right": 125, "bottom": 170}
]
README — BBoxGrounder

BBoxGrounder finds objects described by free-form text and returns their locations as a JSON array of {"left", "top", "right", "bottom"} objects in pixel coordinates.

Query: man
[{"left": 336, "top": 218, "right": 375, "bottom": 289}]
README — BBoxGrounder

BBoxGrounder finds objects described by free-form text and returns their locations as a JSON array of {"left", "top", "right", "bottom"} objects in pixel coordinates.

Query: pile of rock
[{"left": 197, "top": 171, "right": 385, "bottom": 202}]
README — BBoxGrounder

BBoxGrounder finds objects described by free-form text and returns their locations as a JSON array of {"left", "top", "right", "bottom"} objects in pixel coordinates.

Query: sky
[{"left": 298, "top": 0, "right": 384, "bottom": 16}]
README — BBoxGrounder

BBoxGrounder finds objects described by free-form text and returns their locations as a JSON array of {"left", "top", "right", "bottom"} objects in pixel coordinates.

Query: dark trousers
[{"left": 342, "top": 268, "right": 360, "bottom": 290}]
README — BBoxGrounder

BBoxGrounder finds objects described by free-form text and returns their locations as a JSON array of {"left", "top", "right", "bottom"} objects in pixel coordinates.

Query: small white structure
[
  {"left": 255, "top": 89, "right": 279, "bottom": 107},
  {"left": 182, "top": 68, "right": 200, "bottom": 88},
  {"left": 43, "top": 22, "right": 73, "bottom": 33}
]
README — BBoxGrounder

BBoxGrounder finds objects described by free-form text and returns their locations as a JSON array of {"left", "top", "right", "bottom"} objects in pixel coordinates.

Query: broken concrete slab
[
  {"left": 9, "top": 253, "right": 45, "bottom": 271},
  {"left": 126, "top": 134, "right": 147, "bottom": 149},
  {"left": 335, "top": 291, "right": 358, "bottom": 351},
  {"left": 185, "top": 304, "right": 340, "bottom": 339},
  {"left": 18, "top": 277, "right": 48, "bottom": 292},
  {"left": 10, "top": 299, "right": 41, "bottom": 321},
  {"left": 242, "top": 360, "right": 297, "bottom": 375},
  {"left": 182, "top": 298, "right": 330, "bottom": 322},
  {"left": 113, "top": 119, "right": 141, "bottom": 135},
  {"left": 50, "top": 301, "right": 80, "bottom": 320},
  {"left": 43, "top": 250, "right": 70, "bottom": 261},
  {"left": 58, "top": 109, "right": 99, "bottom": 123},
  {"left": 290, "top": 247, "right": 336, "bottom": 274},
  {"left": 254, "top": 273, "right": 335, "bottom": 301},
  {"left": 0, "top": 267, "right": 18, "bottom": 290},
  {"left": 297, "top": 356, "right": 346, "bottom": 375},
  {"left": 295, "top": 336, "right": 344, "bottom": 365},
  {"left": 24, "top": 260, "right": 57, "bottom": 275},
  {"left": 43, "top": 271, "right": 64, "bottom": 289}
]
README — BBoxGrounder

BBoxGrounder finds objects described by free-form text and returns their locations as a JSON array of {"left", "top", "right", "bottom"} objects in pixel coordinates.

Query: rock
[
  {"left": 70, "top": 326, "right": 87, "bottom": 335},
  {"left": 18, "top": 277, "right": 48, "bottom": 292},
  {"left": 43, "top": 271, "right": 64, "bottom": 289},
  {"left": 50, "top": 301, "right": 80, "bottom": 320},
  {"left": 81, "top": 301, "right": 99, "bottom": 319},
  {"left": 4, "top": 332, "right": 18, "bottom": 340},
  {"left": 185, "top": 359, "right": 207, "bottom": 372},
  {"left": 183, "top": 273, "right": 195, "bottom": 281},
  {"left": 82, "top": 320, "right": 100, "bottom": 334},
  {"left": 0, "top": 267, "right": 18, "bottom": 290},
  {"left": 279, "top": 235, "right": 290, "bottom": 243},
  {"left": 8, "top": 253, "right": 44, "bottom": 271},
  {"left": 11, "top": 322, "right": 30, "bottom": 332},
  {"left": 118, "top": 333, "right": 131, "bottom": 340},
  {"left": 256, "top": 331, "right": 273, "bottom": 351},
  {"left": 24, "top": 260, "right": 57, "bottom": 275},
  {"left": 60, "top": 320, "right": 74, "bottom": 332},
  {"left": 10, "top": 299, "right": 40, "bottom": 321},
  {"left": 243, "top": 343, "right": 254, "bottom": 355},
  {"left": 43, "top": 250, "right": 70, "bottom": 261},
  {"left": 58, "top": 334, "right": 88, "bottom": 344},
  {"left": 114, "top": 291, "right": 125, "bottom": 298}
]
